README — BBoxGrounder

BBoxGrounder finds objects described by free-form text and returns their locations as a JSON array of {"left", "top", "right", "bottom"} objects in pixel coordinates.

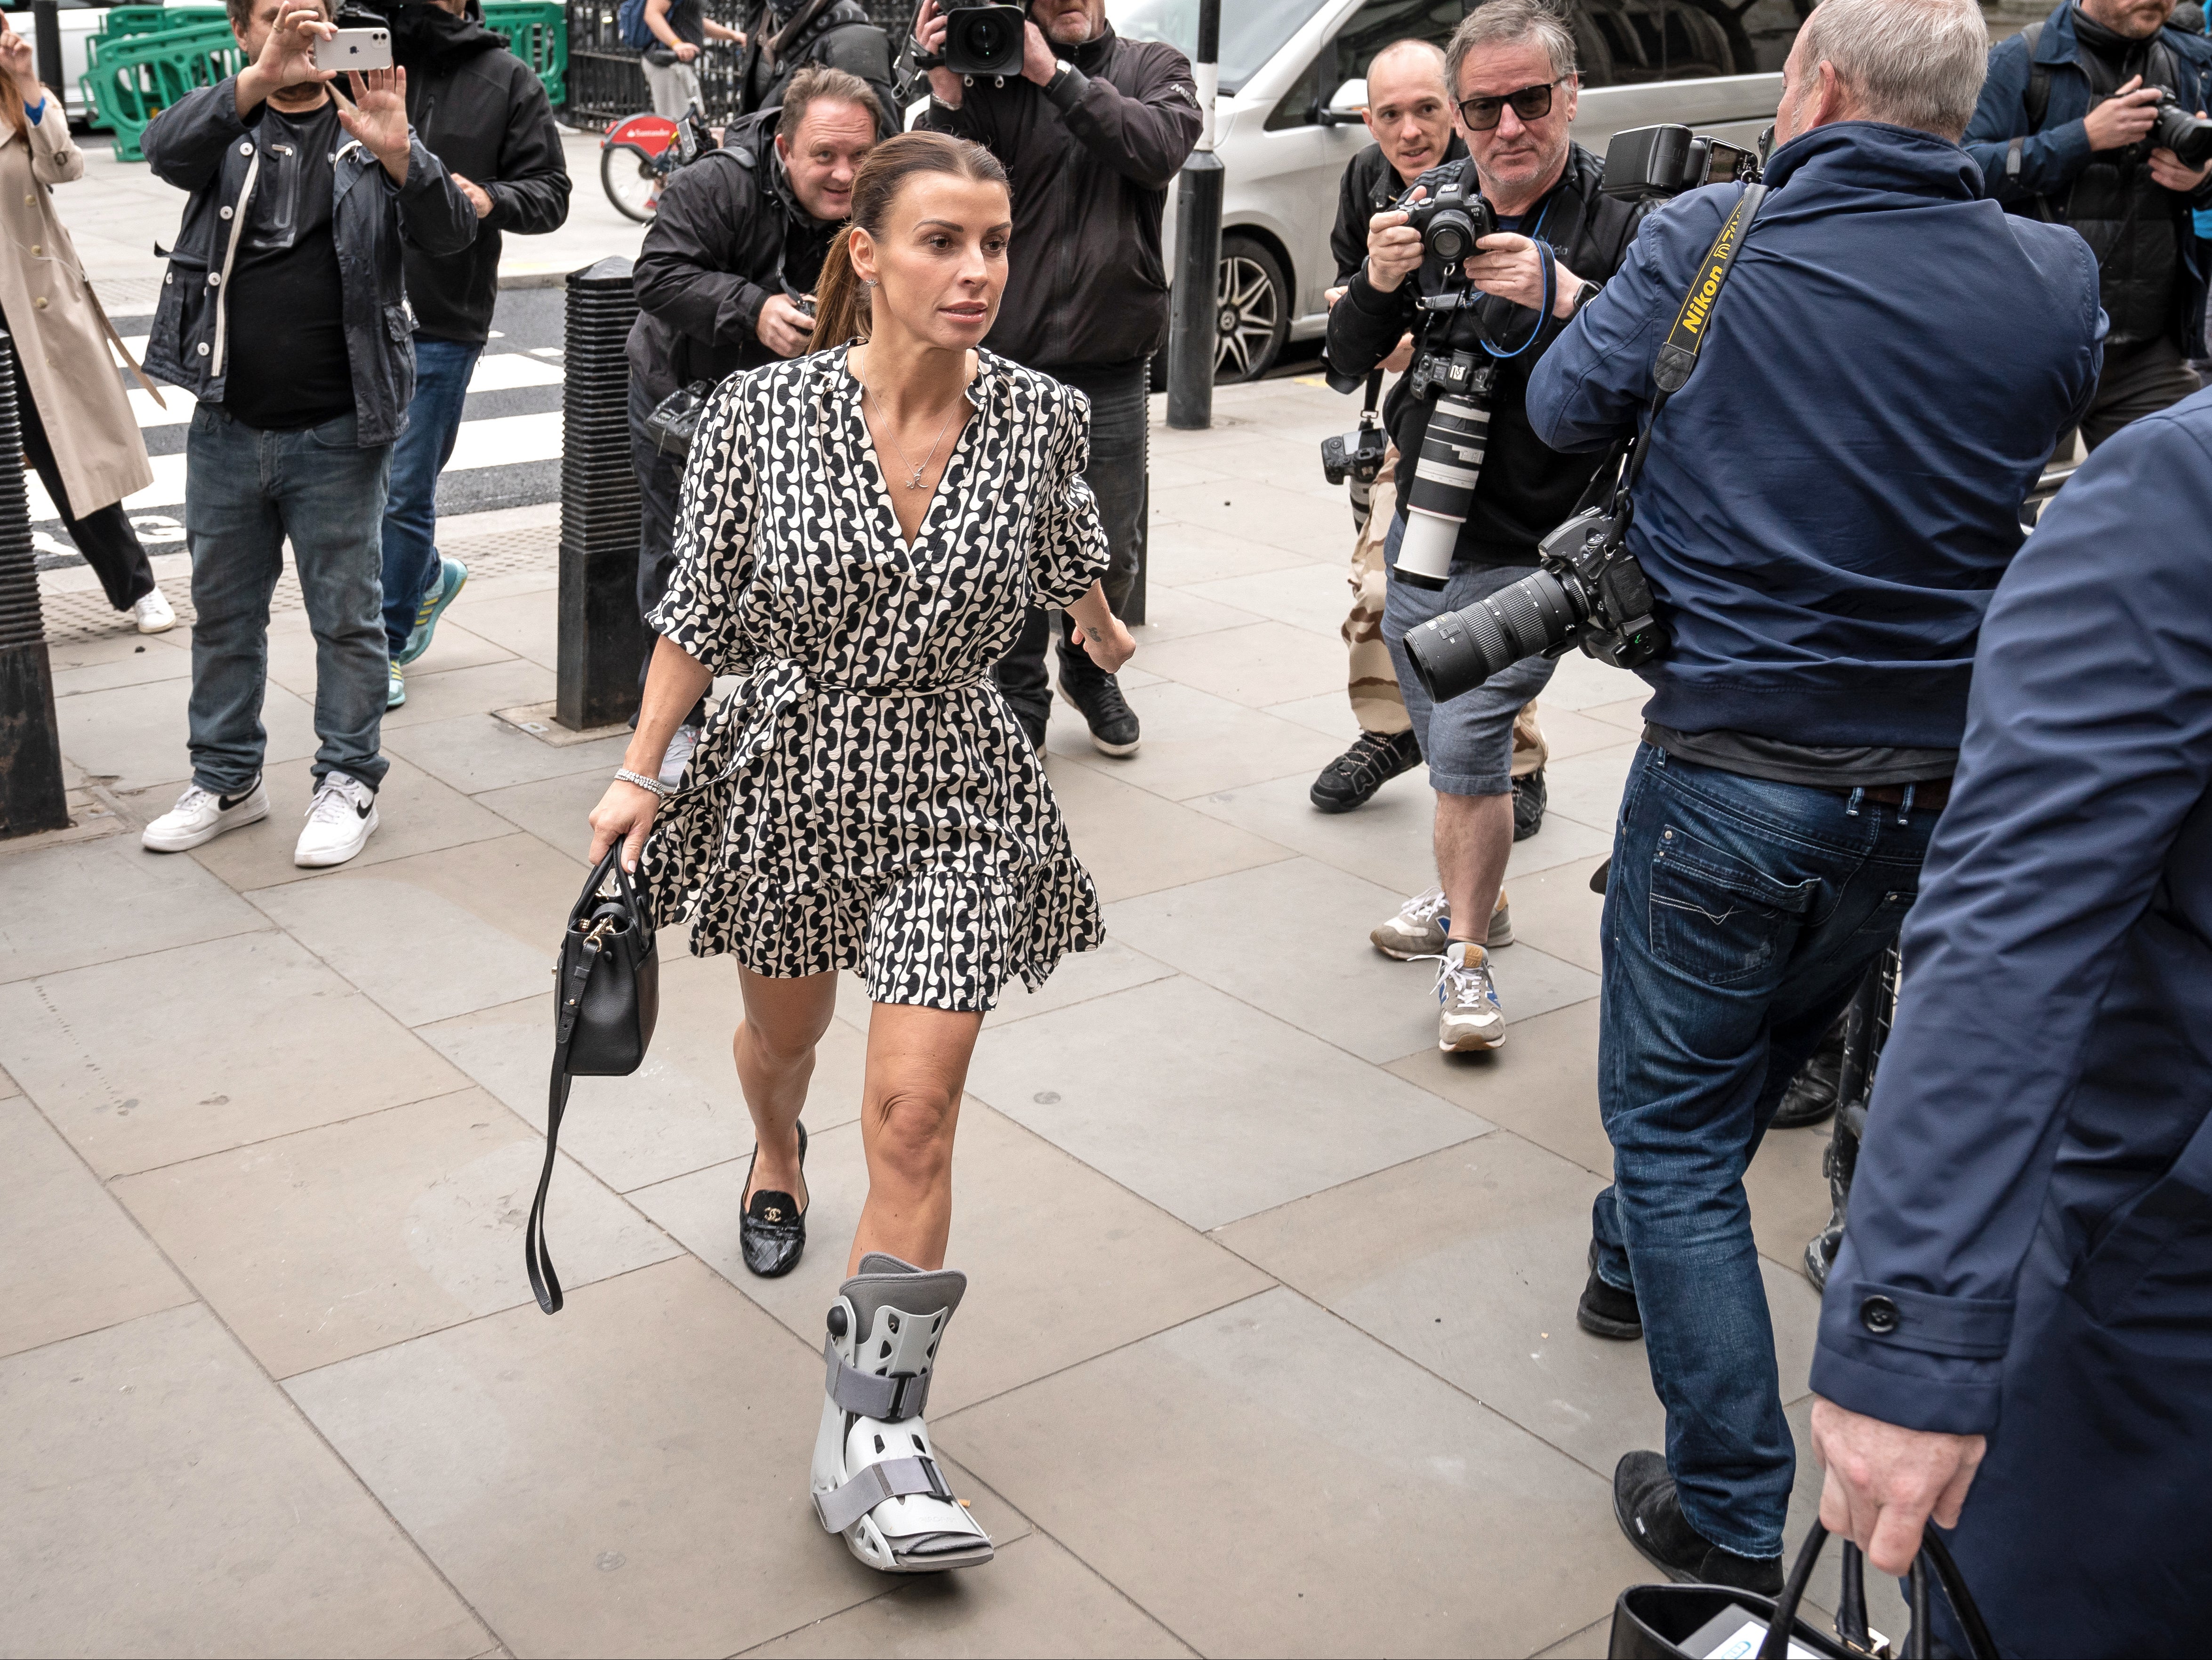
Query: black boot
[
  {"left": 1803, "top": 1100, "right": 1864, "bottom": 1291},
  {"left": 1310, "top": 729, "right": 1422, "bottom": 812},
  {"left": 1577, "top": 1240, "right": 1642, "bottom": 1339},
  {"left": 1771, "top": 1008, "right": 1848, "bottom": 1130},
  {"left": 1511, "top": 767, "right": 1547, "bottom": 840},
  {"left": 1613, "top": 1451, "right": 1783, "bottom": 1595}
]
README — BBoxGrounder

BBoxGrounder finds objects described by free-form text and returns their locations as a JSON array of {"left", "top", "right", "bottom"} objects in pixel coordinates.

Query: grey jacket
[{"left": 141, "top": 78, "right": 477, "bottom": 445}]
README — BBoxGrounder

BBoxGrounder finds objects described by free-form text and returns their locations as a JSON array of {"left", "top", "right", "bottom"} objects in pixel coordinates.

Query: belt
[{"left": 1839, "top": 778, "right": 1951, "bottom": 812}]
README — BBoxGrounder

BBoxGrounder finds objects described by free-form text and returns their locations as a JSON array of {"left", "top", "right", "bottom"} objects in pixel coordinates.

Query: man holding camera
[
  {"left": 1965, "top": 0, "right": 2212, "bottom": 452},
  {"left": 914, "top": 0, "right": 1199, "bottom": 756},
  {"left": 1325, "top": 0, "right": 1642, "bottom": 1051},
  {"left": 137, "top": 0, "right": 476, "bottom": 868},
  {"left": 1525, "top": 0, "right": 2100, "bottom": 1590},
  {"left": 626, "top": 64, "right": 879, "bottom": 781}
]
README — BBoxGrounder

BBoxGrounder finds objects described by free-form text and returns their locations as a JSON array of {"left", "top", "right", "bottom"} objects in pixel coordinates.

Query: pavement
[{"left": 1, "top": 368, "right": 1899, "bottom": 1658}]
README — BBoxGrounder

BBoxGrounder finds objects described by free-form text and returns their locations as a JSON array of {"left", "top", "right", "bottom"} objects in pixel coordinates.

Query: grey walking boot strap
[
  {"left": 823, "top": 1335, "right": 935, "bottom": 1422},
  {"left": 812, "top": 1453, "right": 956, "bottom": 1535}
]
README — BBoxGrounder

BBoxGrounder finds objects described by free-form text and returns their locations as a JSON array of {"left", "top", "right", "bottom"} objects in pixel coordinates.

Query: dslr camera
[
  {"left": 932, "top": 0, "right": 1027, "bottom": 79},
  {"left": 1600, "top": 122, "right": 1764, "bottom": 202},
  {"left": 1401, "top": 167, "right": 1497, "bottom": 263},
  {"left": 1321, "top": 407, "right": 1389, "bottom": 527},
  {"left": 2145, "top": 86, "right": 2212, "bottom": 168}
]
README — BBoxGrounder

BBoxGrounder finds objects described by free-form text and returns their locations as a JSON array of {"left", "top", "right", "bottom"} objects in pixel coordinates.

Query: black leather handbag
[
  {"left": 1609, "top": 1521, "right": 1996, "bottom": 1660},
  {"left": 643, "top": 379, "right": 712, "bottom": 460},
  {"left": 525, "top": 847, "right": 661, "bottom": 1314}
]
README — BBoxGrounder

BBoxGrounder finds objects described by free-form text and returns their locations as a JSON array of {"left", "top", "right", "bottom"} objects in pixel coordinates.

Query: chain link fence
[{"left": 564, "top": 0, "right": 919, "bottom": 127}]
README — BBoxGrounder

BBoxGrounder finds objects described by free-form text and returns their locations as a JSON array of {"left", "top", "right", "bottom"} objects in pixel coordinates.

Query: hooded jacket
[
  {"left": 140, "top": 79, "right": 477, "bottom": 445},
  {"left": 1527, "top": 122, "right": 2102, "bottom": 749},
  {"left": 731, "top": 0, "right": 897, "bottom": 138},
  {"left": 1962, "top": 0, "right": 2212, "bottom": 357},
  {"left": 391, "top": 0, "right": 571, "bottom": 344},
  {"left": 626, "top": 109, "right": 842, "bottom": 406},
  {"left": 916, "top": 22, "right": 1199, "bottom": 369}
]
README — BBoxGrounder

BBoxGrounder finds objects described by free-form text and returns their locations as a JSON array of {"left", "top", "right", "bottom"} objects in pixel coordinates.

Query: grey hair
[
  {"left": 1446, "top": 0, "right": 1578, "bottom": 95},
  {"left": 1794, "top": 0, "right": 1989, "bottom": 140}
]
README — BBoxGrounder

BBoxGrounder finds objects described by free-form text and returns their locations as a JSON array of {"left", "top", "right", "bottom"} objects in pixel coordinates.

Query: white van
[{"left": 1109, "top": 0, "right": 1810, "bottom": 380}]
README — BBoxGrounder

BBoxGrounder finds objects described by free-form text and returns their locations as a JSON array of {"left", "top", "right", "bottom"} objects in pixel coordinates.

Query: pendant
[{"left": 906, "top": 467, "right": 926, "bottom": 490}]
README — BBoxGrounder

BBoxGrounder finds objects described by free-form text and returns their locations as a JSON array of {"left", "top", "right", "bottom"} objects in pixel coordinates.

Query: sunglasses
[{"left": 1457, "top": 79, "right": 1568, "bottom": 130}]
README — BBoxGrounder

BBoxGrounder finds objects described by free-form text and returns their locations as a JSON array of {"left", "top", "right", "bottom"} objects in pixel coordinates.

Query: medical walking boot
[{"left": 811, "top": 1253, "right": 994, "bottom": 1574}]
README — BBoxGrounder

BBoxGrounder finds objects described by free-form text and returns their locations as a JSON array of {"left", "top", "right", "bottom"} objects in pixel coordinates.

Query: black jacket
[
  {"left": 917, "top": 23, "right": 1199, "bottom": 369},
  {"left": 393, "top": 0, "right": 571, "bottom": 344},
  {"left": 1331, "top": 132, "right": 1470, "bottom": 285},
  {"left": 732, "top": 0, "right": 898, "bottom": 137},
  {"left": 141, "top": 80, "right": 477, "bottom": 446},
  {"left": 1327, "top": 143, "right": 1643, "bottom": 567},
  {"left": 626, "top": 109, "right": 842, "bottom": 405}
]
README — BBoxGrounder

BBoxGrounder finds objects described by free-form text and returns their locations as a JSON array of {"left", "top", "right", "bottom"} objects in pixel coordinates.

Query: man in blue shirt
[{"left": 1525, "top": 0, "right": 2100, "bottom": 1589}]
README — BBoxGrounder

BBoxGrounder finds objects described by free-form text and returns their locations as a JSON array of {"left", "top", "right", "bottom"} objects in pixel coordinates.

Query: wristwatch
[
  {"left": 1568, "top": 278, "right": 1603, "bottom": 316},
  {"left": 1045, "top": 56, "right": 1075, "bottom": 94}
]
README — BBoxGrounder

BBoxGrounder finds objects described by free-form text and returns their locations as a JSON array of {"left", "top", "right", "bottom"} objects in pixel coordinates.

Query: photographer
[
  {"left": 1964, "top": 0, "right": 2212, "bottom": 449},
  {"left": 136, "top": 0, "right": 475, "bottom": 870},
  {"left": 626, "top": 63, "right": 878, "bottom": 781},
  {"left": 1523, "top": 0, "right": 2100, "bottom": 1590},
  {"left": 1325, "top": 0, "right": 1641, "bottom": 1050},
  {"left": 1807, "top": 386, "right": 2212, "bottom": 1657},
  {"left": 380, "top": 0, "right": 571, "bottom": 710},
  {"left": 914, "top": 0, "right": 1199, "bottom": 755},
  {"left": 728, "top": 0, "right": 898, "bottom": 138}
]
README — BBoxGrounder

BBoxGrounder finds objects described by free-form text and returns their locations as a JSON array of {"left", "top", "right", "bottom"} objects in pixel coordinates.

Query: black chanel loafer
[
  {"left": 1614, "top": 1451, "right": 1783, "bottom": 1595},
  {"left": 740, "top": 1121, "right": 808, "bottom": 1278}
]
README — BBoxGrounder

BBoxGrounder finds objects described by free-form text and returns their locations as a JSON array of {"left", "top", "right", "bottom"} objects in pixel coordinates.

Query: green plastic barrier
[
  {"left": 482, "top": 2, "right": 567, "bottom": 108},
  {"left": 80, "top": 19, "right": 246, "bottom": 162}
]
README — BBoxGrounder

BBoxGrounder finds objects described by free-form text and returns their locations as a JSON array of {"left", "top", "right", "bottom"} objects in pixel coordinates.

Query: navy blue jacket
[
  {"left": 1809, "top": 389, "right": 2212, "bottom": 1652},
  {"left": 1526, "top": 122, "right": 2100, "bottom": 748},
  {"left": 1962, "top": 0, "right": 2212, "bottom": 357}
]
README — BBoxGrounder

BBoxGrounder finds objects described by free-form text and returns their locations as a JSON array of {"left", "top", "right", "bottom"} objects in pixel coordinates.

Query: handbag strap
[
  {"left": 526, "top": 1061, "right": 575, "bottom": 1314},
  {"left": 1761, "top": 1522, "right": 1998, "bottom": 1660}
]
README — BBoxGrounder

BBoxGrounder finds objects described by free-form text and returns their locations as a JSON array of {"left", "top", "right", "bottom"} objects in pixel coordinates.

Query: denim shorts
[{"left": 1379, "top": 514, "right": 1556, "bottom": 797}]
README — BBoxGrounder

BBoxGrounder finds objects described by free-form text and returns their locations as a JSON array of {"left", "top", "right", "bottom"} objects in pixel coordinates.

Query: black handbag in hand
[
  {"left": 526, "top": 846, "right": 660, "bottom": 1314},
  {"left": 643, "top": 380, "right": 712, "bottom": 460},
  {"left": 1609, "top": 1521, "right": 1997, "bottom": 1660}
]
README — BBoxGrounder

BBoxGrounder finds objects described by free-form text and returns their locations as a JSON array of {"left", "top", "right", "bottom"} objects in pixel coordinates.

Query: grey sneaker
[
  {"left": 659, "top": 722, "right": 702, "bottom": 788},
  {"left": 1371, "top": 887, "right": 1512, "bottom": 959},
  {"left": 1432, "top": 940, "right": 1506, "bottom": 1052}
]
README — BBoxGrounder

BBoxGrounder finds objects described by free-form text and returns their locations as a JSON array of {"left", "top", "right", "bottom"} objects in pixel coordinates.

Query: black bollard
[
  {"left": 1165, "top": 0, "right": 1222, "bottom": 431},
  {"left": 0, "top": 328, "right": 68, "bottom": 838},
  {"left": 557, "top": 257, "right": 651, "bottom": 732}
]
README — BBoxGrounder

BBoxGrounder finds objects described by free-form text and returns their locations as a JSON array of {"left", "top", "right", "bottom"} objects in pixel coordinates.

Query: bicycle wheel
[{"left": 602, "top": 144, "right": 663, "bottom": 223}]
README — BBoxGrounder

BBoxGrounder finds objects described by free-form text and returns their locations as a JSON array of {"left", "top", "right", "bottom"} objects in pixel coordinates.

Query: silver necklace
[{"left": 862, "top": 382, "right": 963, "bottom": 491}]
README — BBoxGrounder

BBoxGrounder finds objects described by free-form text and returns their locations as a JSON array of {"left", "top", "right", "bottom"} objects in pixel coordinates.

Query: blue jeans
[
  {"left": 1593, "top": 744, "right": 1936, "bottom": 1557},
  {"left": 381, "top": 337, "right": 481, "bottom": 657},
  {"left": 184, "top": 405, "right": 393, "bottom": 796}
]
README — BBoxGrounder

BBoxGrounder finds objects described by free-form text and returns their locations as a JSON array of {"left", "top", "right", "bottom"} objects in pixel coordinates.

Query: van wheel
[{"left": 1215, "top": 236, "right": 1289, "bottom": 383}]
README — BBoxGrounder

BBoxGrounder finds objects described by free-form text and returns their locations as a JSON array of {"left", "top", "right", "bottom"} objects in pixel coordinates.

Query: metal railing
[{"left": 563, "top": 0, "right": 916, "bottom": 128}]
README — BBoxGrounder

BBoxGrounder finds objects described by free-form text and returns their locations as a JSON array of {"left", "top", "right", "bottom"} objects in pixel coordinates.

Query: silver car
[{"left": 1110, "top": 0, "right": 1810, "bottom": 381}]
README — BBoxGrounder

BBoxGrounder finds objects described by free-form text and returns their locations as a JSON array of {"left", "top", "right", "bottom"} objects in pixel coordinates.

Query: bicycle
[{"left": 600, "top": 98, "right": 715, "bottom": 223}]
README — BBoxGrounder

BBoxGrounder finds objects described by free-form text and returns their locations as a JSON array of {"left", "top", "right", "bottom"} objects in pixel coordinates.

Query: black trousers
[
  {"left": 991, "top": 357, "right": 1147, "bottom": 732},
  {"left": 628, "top": 377, "right": 707, "bottom": 727},
  {"left": 8, "top": 328, "right": 153, "bottom": 611}
]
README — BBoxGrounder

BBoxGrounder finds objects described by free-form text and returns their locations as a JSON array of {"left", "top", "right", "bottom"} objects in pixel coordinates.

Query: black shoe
[
  {"left": 1577, "top": 1241, "right": 1642, "bottom": 1339},
  {"left": 1770, "top": 1013, "right": 1846, "bottom": 1130},
  {"left": 1613, "top": 1451, "right": 1784, "bottom": 1595},
  {"left": 1309, "top": 728, "right": 1422, "bottom": 813},
  {"left": 739, "top": 1122, "right": 808, "bottom": 1278},
  {"left": 1511, "top": 767, "right": 1547, "bottom": 841},
  {"left": 1057, "top": 672, "right": 1141, "bottom": 756}
]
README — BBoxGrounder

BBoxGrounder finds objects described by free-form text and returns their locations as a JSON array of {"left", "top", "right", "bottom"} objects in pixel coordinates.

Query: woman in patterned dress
[{"left": 586, "top": 132, "right": 1134, "bottom": 1574}]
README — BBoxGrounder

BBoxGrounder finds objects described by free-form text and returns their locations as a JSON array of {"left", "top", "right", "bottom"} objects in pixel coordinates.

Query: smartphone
[{"left": 313, "top": 27, "right": 392, "bottom": 72}]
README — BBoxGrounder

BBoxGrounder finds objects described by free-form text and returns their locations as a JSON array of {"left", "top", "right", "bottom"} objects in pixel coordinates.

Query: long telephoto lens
[
  {"left": 1396, "top": 391, "right": 1488, "bottom": 590},
  {"left": 1404, "top": 565, "right": 1585, "bottom": 703}
]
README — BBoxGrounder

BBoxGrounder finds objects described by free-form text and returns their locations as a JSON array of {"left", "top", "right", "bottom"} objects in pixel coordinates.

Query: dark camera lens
[
  {"left": 1405, "top": 566, "right": 1583, "bottom": 703},
  {"left": 2152, "top": 97, "right": 2212, "bottom": 169},
  {"left": 1423, "top": 207, "right": 1478, "bottom": 264},
  {"left": 965, "top": 17, "right": 1005, "bottom": 56}
]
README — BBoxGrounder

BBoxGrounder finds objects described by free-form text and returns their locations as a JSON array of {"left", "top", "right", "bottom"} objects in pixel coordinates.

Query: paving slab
[
  {"left": 0, "top": 1304, "right": 492, "bottom": 1659},
  {"left": 1503, "top": 854, "right": 1609, "bottom": 976},
  {"left": 0, "top": 830, "right": 268, "bottom": 984},
  {"left": 1149, "top": 479, "right": 1348, "bottom": 562},
  {"left": 441, "top": 588, "right": 562, "bottom": 671},
  {"left": 49, "top": 630, "right": 194, "bottom": 697},
  {"left": 1180, "top": 561, "right": 1358, "bottom": 639},
  {"left": 1043, "top": 755, "right": 1293, "bottom": 903},
  {"left": 1134, "top": 619, "right": 1348, "bottom": 710},
  {"left": 983, "top": 931, "right": 1176, "bottom": 1026},
  {"left": 384, "top": 710, "right": 634, "bottom": 795},
  {"left": 1544, "top": 654, "right": 1648, "bottom": 715},
  {"left": 0, "top": 929, "right": 470, "bottom": 1178},
  {"left": 113, "top": 1088, "right": 680, "bottom": 1378},
  {"left": 419, "top": 954, "right": 871, "bottom": 1193},
  {"left": 1257, "top": 688, "right": 1362, "bottom": 742},
  {"left": 385, "top": 658, "right": 562, "bottom": 732},
  {"left": 56, "top": 672, "right": 321, "bottom": 793},
  {"left": 1147, "top": 520, "right": 1327, "bottom": 588},
  {"left": 936, "top": 1286, "right": 1650, "bottom": 1659},
  {"left": 475, "top": 768, "right": 609, "bottom": 864},
  {"left": 738, "top": 1531, "right": 1195, "bottom": 1659},
  {"left": 1043, "top": 681, "right": 1343, "bottom": 804},
  {"left": 632, "top": 1101, "right": 1273, "bottom": 1416},
  {"left": 1528, "top": 705, "right": 1645, "bottom": 765},
  {"left": 1189, "top": 767, "right": 1440, "bottom": 897},
  {"left": 0, "top": 1097, "right": 192, "bottom": 1360},
  {"left": 1114, "top": 580, "right": 1263, "bottom": 644},
  {"left": 965, "top": 973, "right": 1489, "bottom": 1231},
  {"left": 1391, "top": 997, "right": 1613, "bottom": 1180},
  {"left": 285, "top": 1256, "right": 1029, "bottom": 1660},
  {"left": 1542, "top": 742, "right": 1639, "bottom": 834}
]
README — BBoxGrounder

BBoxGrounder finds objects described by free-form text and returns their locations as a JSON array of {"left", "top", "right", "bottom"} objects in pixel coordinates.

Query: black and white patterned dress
[{"left": 638, "top": 345, "right": 1111, "bottom": 1013}]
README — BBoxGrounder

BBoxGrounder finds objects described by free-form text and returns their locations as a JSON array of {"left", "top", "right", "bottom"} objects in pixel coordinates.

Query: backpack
[{"left": 618, "top": 0, "right": 656, "bottom": 53}]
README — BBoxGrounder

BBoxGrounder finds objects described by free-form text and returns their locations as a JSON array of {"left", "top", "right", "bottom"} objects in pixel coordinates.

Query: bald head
[{"left": 1364, "top": 38, "right": 1454, "bottom": 184}]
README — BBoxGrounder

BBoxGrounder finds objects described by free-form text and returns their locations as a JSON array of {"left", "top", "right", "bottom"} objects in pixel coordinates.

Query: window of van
[{"left": 1108, "top": 0, "right": 1336, "bottom": 95}]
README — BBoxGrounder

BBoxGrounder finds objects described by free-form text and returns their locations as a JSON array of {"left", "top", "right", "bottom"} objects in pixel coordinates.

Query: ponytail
[{"left": 812, "top": 225, "right": 869, "bottom": 349}]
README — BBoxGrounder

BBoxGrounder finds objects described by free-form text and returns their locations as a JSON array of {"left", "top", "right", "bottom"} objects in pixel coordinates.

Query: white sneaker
[
  {"left": 294, "top": 772, "right": 378, "bottom": 867},
  {"left": 132, "top": 587, "right": 177, "bottom": 634},
  {"left": 142, "top": 777, "right": 269, "bottom": 852},
  {"left": 1371, "top": 886, "right": 1513, "bottom": 958},
  {"left": 1432, "top": 940, "right": 1507, "bottom": 1052},
  {"left": 659, "top": 722, "right": 701, "bottom": 788}
]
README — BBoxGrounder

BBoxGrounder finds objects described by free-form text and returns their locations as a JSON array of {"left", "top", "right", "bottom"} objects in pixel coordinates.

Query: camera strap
[
  {"left": 1616, "top": 183, "right": 1767, "bottom": 507},
  {"left": 1361, "top": 368, "right": 1383, "bottom": 426}
]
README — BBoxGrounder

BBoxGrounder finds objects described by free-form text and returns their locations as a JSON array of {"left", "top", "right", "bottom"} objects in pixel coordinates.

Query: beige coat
[{"left": 0, "top": 107, "right": 153, "bottom": 517}]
